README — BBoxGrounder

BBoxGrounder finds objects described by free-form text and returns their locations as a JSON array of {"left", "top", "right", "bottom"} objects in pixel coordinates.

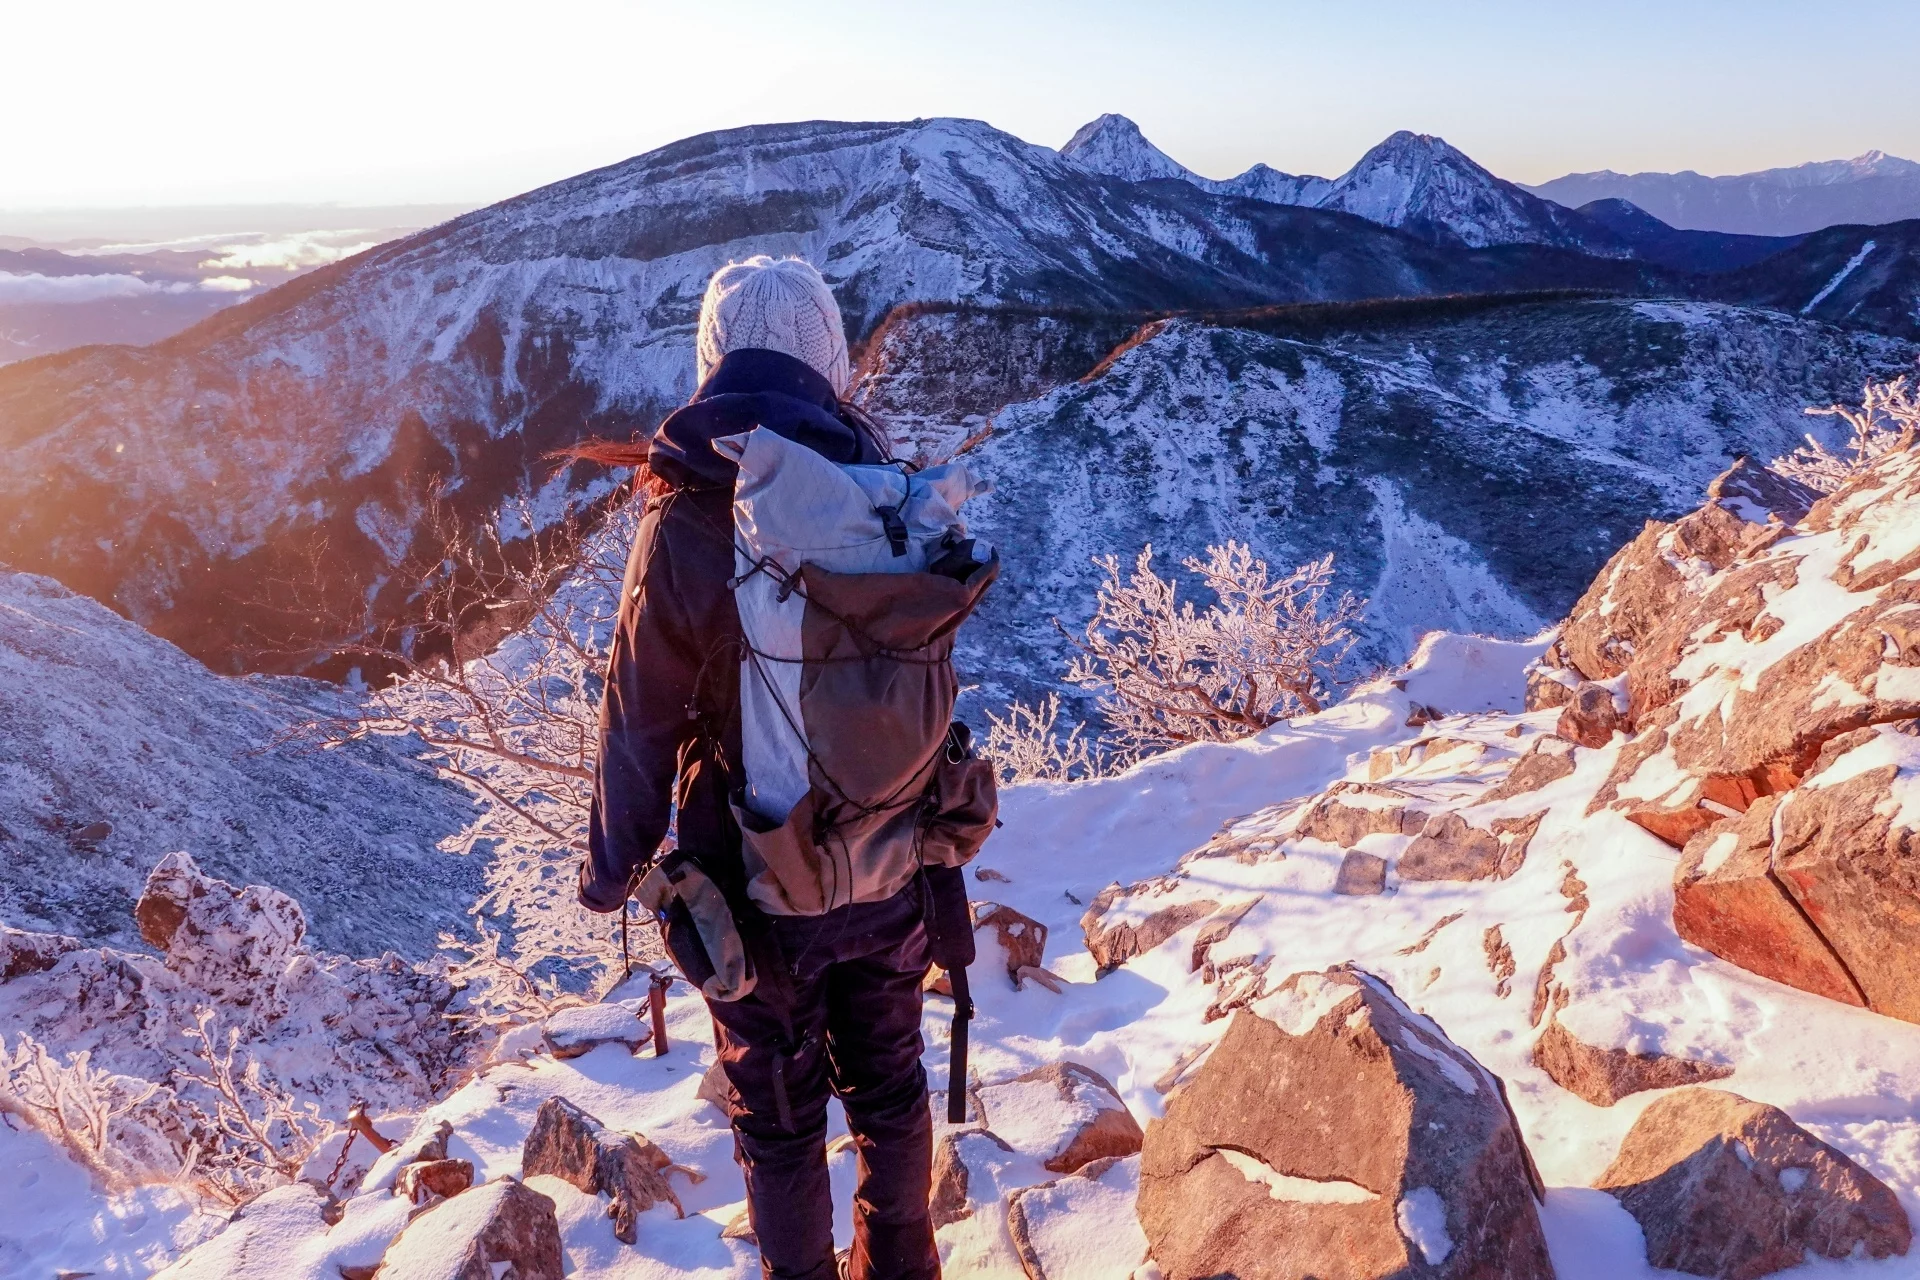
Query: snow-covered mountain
[
  {"left": 0, "top": 116, "right": 1671, "bottom": 677},
  {"left": 0, "top": 571, "right": 478, "bottom": 956},
  {"left": 893, "top": 297, "right": 1916, "bottom": 710},
  {"left": 1059, "top": 113, "right": 1333, "bottom": 205},
  {"left": 1528, "top": 151, "right": 1920, "bottom": 236},
  {"left": 1060, "top": 116, "right": 1616, "bottom": 255}
]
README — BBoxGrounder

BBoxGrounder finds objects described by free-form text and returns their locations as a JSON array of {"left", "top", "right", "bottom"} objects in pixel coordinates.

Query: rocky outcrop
[
  {"left": 1597, "top": 1088, "right": 1911, "bottom": 1279},
  {"left": 519, "top": 1096, "right": 693, "bottom": 1244},
  {"left": 1771, "top": 728, "right": 1920, "bottom": 1021},
  {"left": 1294, "top": 782, "right": 1428, "bottom": 846},
  {"left": 374, "top": 1177, "right": 563, "bottom": 1280},
  {"left": 976, "top": 1062, "right": 1144, "bottom": 1175},
  {"left": 1138, "top": 965, "right": 1553, "bottom": 1280},
  {"left": 1532, "top": 1018, "right": 1733, "bottom": 1106},
  {"left": 1481, "top": 735, "right": 1577, "bottom": 802},
  {"left": 1399, "top": 812, "right": 1542, "bottom": 882},
  {"left": 0, "top": 924, "right": 83, "bottom": 981}
]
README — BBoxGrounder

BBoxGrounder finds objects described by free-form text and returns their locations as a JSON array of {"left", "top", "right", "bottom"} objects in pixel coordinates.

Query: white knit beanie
[{"left": 695, "top": 255, "right": 850, "bottom": 396}]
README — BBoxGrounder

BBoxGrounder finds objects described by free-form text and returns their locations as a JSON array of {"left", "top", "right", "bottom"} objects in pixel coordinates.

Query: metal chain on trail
[{"left": 325, "top": 1127, "right": 359, "bottom": 1190}]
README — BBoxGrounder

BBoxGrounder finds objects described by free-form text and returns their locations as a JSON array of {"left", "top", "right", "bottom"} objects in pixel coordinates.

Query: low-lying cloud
[{"left": 0, "top": 272, "right": 257, "bottom": 303}]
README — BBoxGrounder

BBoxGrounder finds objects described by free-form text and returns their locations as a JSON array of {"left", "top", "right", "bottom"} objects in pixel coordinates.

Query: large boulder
[
  {"left": 374, "top": 1177, "right": 563, "bottom": 1280},
  {"left": 1398, "top": 812, "right": 1541, "bottom": 882},
  {"left": 1672, "top": 797, "right": 1866, "bottom": 1008},
  {"left": 975, "top": 1062, "right": 1144, "bottom": 1175},
  {"left": 519, "top": 1096, "right": 690, "bottom": 1244},
  {"left": 1770, "top": 726, "right": 1920, "bottom": 1021},
  {"left": 1597, "top": 1088, "right": 1911, "bottom": 1279},
  {"left": 136, "top": 850, "right": 307, "bottom": 1005},
  {"left": 1137, "top": 965, "right": 1553, "bottom": 1279}
]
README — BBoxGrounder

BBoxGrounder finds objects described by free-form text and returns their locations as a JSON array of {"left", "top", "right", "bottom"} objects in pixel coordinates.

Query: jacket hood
[{"left": 648, "top": 348, "right": 883, "bottom": 489}]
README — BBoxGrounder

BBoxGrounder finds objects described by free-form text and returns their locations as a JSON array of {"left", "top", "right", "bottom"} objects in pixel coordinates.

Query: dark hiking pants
[{"left": 708, "top": 886, "right": 938, "bottom": 1280}]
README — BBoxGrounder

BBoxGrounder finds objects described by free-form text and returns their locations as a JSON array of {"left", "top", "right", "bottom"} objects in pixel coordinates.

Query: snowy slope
[
  {"left": 1060, "top": 113, "right": 1333, "bottom": 206},
  {"left": 942, "top": 296, "right": 1915, "bottom": 711},
  {"left": 1530, "top": 151, "right": 1920, "bottom": 236},
  {"left": 0, "top": 571, "right": 478, "bottom": 956},
  {"left": 0, "top": 117, "right": 1663, "bottom": 678},
  {"left": 111, "top": 531, "right": 1920, "bottom": 1277}
]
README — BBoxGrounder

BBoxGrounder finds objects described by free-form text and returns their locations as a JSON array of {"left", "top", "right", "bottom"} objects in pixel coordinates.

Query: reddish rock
[
  {"left": 1672, "top": 799, "right": 1866, "bottom": 1009},
  {"left": 374, "top": 1176, "right": 562, "bottom": 1280},
  {"left": 1598, "top": 1088, "right": 1911, "bottom": 1279},
  {"left": 975, "top": 1062, "right": 1144, "bottom": 1175},
  {"left": 1081, "top": 882, "right": 1218, "bottom": 973},
  {"left": 1138, "top": 965, "right": 1553, "bottom": 1280},
  {"left": 1559, "top": 519, "right": 1688, "bottom": 682},
  {"left": 398, "top": 1157, "right": 475, "bottom": 1205},
  {"left": 1556, "top": 682, "right": 1627, "bottom": 749},
  {"left": 0, "top": 925, "right": 83, "bottom": 981},
  {"left": 1533, "top": 1018, "right": 1733, "bottom": 1107},
  {"left": 1333, "top": 850, "right": 1388, "bottom": 896},
  {"left": 1400, "top": 812, "right": 1541, "bottom": 882},
  {"left": 519, "top": 1096, "right": 687, "bottom": 1244},
  {"left": 1189, "top": 897, "right": 1261, "bottom": 972},
  {"left": 972, "top": 902, "right": 1049, "bottom": 983},
  {"left": 1771, "top": 730, "right": 1920, "bottom": 1022}
]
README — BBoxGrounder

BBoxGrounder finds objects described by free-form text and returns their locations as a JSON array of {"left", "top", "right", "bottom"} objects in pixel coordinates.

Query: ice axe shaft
[{"left": 947, "top": 964, "right": 973, "bottom": 1124}]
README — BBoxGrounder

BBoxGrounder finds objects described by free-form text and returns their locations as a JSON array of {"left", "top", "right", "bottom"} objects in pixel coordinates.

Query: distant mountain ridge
[{"left": 1526, "top": 151, "right": 1920, "bottom": 236}]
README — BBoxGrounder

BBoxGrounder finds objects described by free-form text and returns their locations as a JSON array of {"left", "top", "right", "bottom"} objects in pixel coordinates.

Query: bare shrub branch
[
  {"left": 1777, "top": 374, "right": 1920, "bottom": 493},
  {"left": 983, "top": 692, "right": 1114, "bottom": 785},
  {"left": 0, "top": 1035, "right": 165, "bottom": 1191},
  {"left": 173, "top": 1009, "right": 334, "bottom": 1205}
]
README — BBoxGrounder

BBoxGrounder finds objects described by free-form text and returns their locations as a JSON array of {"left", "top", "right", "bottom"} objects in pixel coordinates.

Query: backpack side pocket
[
  {"left": 635, "top": 852, "right": 757, "bottom": 1001},
  {"left": 919, "top": 722, "right": 998, "bottom": 869}
]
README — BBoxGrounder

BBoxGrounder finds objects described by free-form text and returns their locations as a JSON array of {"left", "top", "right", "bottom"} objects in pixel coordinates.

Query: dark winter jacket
[{"left": 580, "top": 348, "right": 888, "bottom": 911}]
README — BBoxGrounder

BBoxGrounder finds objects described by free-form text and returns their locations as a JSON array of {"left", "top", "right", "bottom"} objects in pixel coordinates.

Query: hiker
[{"left": 578, "top": 255, "right": 998, "bottom": 1280}]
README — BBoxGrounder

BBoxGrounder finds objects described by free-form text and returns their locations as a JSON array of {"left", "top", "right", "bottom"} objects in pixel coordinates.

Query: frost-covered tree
[
  {"left": 306, "top": 491, "right": 649, "bottom": 1001},
  {"left": 1061, "top": 542, "right": 1363, "bottom": 757},
  {"left": 983, "top": 691, "right": 1110, "bottom": 785},
  {"left": 1777, "top": 375, "right": 1919, "bottom": 493}
]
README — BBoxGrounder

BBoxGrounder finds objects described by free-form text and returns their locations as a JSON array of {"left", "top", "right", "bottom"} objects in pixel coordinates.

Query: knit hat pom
[{"left": 695, "top": 256, "right": 850, "bottom": 395}]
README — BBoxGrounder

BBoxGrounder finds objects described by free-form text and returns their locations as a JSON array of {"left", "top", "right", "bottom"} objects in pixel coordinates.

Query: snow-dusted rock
[
  {"left": 373, "top": 1176, "right": 562, "bottom": 1280},
  {"left": 1081, "top": 880, "right": 1220, "bottom": 974},
  {"left": 1333, "top": 850, "right": 1389, "bottom": 896},
  {"left": 928, "top": 1128, "right": 1014, "bottom": 1229},
  {"left": 1004, "top": 1154, "right": 1150, "bottom": 1280},
  {"left": 1137, "top": 965, "right": 1552, "bottom": 1280},
  {"left": 0, "top": 923, "right": 82, "bottom": 980},
  {"left": 136, "top": 850, "right": 309, "bottom": 1004},
  {"left": 1398, "top": 811, "right": 1541, "bottom": 882},
  {"left": 540, "top": 1002, "right": 650, "bottom": 1060},
  {"left": 1555, "top": 682, "right": 1627, "bottom": 749},
  {"left": 518, "top": 1096, "right": 689, "bottom": 1245},
  {"left": 1597, "top": 1088, "right": 1911, "bottom": 1278},
  {"left": 974, "top": 1062, "right": 1144, "bottom": 1176},
  {"left": 1531, "top": 1018, "right": 1733, "bottom": 1107},
  {"left": 397, "top": 1159, "right": 475, "bottom": 1207},
  {"left": 1294, "top": 782, "right": 1429, "bottom": 846},
  {"left": 152, "top": 1182, "right": 338, "bottom": 1280},
  {"left": 972, "top": 902, "right": 1050, "bottom": 985}
]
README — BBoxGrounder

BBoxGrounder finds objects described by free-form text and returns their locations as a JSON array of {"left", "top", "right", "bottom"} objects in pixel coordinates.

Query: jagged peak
[{"left": 1060, "top": 113, "right": 1196, "bottom": 184}]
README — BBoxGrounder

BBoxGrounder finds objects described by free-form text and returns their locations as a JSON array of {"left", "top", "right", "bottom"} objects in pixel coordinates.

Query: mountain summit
[{"left": 1060, "top": 113, "right": 1200, "bottom": 184}]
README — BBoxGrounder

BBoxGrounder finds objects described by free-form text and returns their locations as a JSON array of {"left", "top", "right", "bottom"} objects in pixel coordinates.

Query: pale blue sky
[{"left": 4, "top": 0, "right": 1915, "bottom": 208}]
